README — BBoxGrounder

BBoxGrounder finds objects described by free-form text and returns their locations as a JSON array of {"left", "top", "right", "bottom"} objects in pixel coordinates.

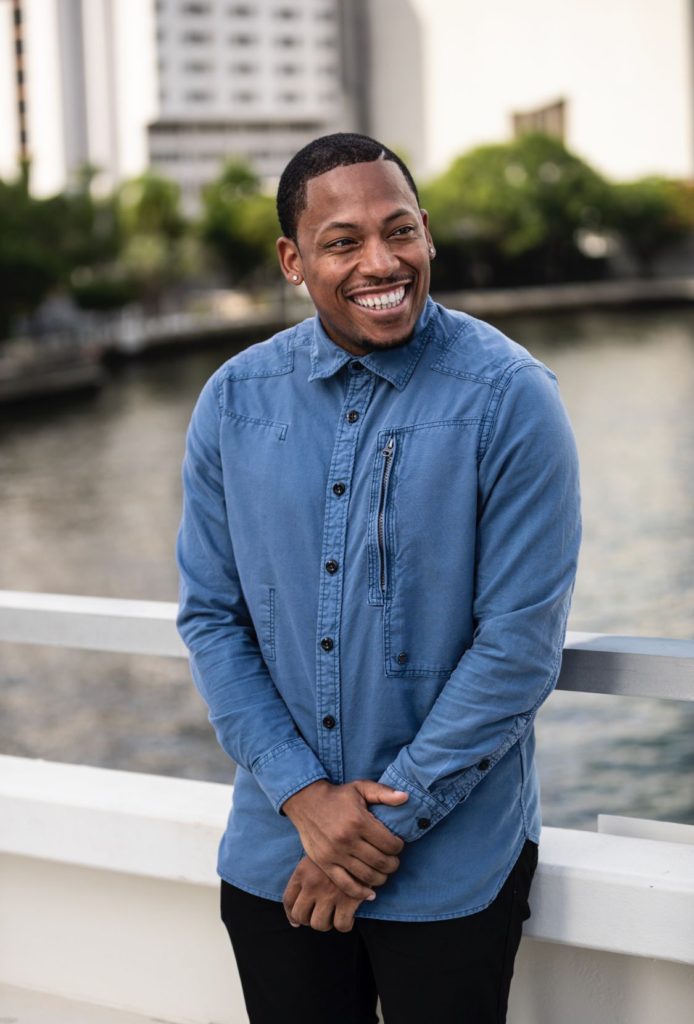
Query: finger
[
  {"left": 352, "top": 841, "right": 400, "bottom": 876},
  {"left": 310, "top": 901, "right": 335, "bottom": 933},
  {"left": 343, "top": 855, "right": 388, "bottom": 888},
  {"left": 360, "top": 817, "right": 405, "bottom": 855},
  {"left": 325, "top": 863, "right": 377, "bottom": 902},
  {"left": 333, "top": 901, "right": 358, "bottom": 933},
  {"left": 355, "top": 781, "right": 409, "bottom": 807},
  {"left": 290, "top": 892, "right": 315, "bottom": 927}
]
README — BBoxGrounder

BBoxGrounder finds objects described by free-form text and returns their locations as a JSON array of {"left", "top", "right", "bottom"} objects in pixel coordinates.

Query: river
[{"left": 1, "top": 305, "right": 693, "bottom": 829}]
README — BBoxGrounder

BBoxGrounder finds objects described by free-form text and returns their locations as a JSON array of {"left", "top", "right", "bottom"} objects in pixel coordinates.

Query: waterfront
[{"left": 1, "top": 305, "right": 693, "bottom": 828}]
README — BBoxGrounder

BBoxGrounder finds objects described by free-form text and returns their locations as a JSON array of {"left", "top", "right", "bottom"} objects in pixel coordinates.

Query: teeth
[{"left": 352, "top": 286, "right": 406, "bottom": 310}]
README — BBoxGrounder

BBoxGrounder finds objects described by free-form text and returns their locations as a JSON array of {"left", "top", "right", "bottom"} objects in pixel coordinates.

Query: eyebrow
[{"left": 319, "top": 208, "right": 415, "bottom": 234}]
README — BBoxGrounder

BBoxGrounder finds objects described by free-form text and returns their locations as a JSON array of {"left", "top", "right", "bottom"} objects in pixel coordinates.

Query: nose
[{"left": 358, "top": 236, "right": 400, "bottom": 278}]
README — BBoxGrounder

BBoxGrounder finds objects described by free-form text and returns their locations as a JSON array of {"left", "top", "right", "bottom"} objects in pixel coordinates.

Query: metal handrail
[{"left": 0, "top": 589, "right": 693, "bottom": 702}]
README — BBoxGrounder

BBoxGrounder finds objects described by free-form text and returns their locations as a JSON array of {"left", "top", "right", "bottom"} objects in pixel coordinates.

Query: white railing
[
  {"left": 1, "top": 590, "right": 693, "bottom": 1024},
  {"left": 1, "top": 589, "right": 693, "bottom": 701}
]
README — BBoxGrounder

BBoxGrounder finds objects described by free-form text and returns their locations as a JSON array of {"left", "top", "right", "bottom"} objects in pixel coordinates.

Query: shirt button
[
  {"left": 322, "top": 715, "right": 336, "bottom": 729},
  {"left": 417, "top": 817, "right": 431, "bottom": 830},
  {"left": 332, "top": 482, "right": 346, "bottom": 496},
  {"left": 396, "top": 652, "right": 408, "bottom": 665},
  {"left": 350, "top": 362, "right": 364, "bottom": 372},
  {"left": 478, "top": 758, "right": 491, "bottom": 771},
  {"left": 325, "top": 559, "right": 339, "bottom": 574},
  {"left": 320, "top": 637, "right": 334, "bottom": 652},
  {"left": 346, "top": 410, "right": 359, "bottom": 423}
]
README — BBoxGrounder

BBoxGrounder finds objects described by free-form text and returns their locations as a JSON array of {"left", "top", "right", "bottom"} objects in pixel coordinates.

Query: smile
[{"left": 349, "top": 285, "right": 408, "bottom": 311}]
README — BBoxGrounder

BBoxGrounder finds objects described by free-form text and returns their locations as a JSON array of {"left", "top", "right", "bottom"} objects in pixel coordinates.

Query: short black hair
[{"left": 276, "top": 132, "right": 420, "bottom": 241}]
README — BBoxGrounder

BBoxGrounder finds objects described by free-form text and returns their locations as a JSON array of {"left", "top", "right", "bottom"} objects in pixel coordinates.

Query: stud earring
[
  {"left": 291, "top": 274, "right": 300, "bottom": 282},
  {"left": 428, "top": 246, "right": 436, "bottom": 258}
]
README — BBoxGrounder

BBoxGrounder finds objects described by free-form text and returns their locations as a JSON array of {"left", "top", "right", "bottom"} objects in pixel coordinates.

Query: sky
[{"left": 1, "top": 0, "right": 692, "bottom": 194}]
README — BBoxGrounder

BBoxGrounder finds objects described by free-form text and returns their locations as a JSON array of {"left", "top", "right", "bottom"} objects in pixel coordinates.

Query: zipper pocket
[{"left": 377, "top": 436, "right": 396, "bottom": 593}]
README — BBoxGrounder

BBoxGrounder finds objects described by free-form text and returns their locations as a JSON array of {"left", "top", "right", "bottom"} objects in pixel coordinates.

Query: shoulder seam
[{"left": 477, "top": 359, "right": 542, "bottom": 463}]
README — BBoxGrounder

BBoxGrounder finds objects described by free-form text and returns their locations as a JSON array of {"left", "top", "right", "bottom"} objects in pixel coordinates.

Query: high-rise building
[
  {"left": 0, "top": 0, "right": 155, "bottom": 196},
  {"left": 148, "top": 0, "right": 370, "bottom": 212}
]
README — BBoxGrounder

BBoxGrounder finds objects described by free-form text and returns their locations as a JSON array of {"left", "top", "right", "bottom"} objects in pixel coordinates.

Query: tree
[
  {"left": 115, "top": 171, "right": 196, "bottom": 312},
  {"left": 609, "top": 177, "right": 694, "bottom": 276},
  {"left": 0, "top": 176, "right": 66, "bottom": 339},
  {"left": 199, "top": 160, "right": 279, "bottom": 286},
  {"left": 423, "top": 134, "right": 613, "bottom": 287}
]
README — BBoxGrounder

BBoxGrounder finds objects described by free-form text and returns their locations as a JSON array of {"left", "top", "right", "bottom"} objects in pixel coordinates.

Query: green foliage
[
  {"left": 0, "top": 177, "right": 67, "bottom": 338},
  {"left": 118, "top": 172, "right": 186, "bottom": 240},
  {"left": 609, "top": 177, "right": 694, "bottom": 275},
  {"left": 423, "top": 134, "right": 613, "bottom": 286},
  {"left": 199, "top": 160, "right": 279, "bottom": 284}
]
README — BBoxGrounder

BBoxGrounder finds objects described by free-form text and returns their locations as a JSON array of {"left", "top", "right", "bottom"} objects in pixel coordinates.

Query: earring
[
  {"left": 291, "top": 274, "right": 300, "bottom": 282},
  {"left": 428, "top": 246, "right": 436, "bottom": 258}
]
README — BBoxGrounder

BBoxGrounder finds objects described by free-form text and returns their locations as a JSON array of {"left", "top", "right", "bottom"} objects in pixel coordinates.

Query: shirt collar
[{"left": 308, "top": 297, "right": 437, "bottom": 392}]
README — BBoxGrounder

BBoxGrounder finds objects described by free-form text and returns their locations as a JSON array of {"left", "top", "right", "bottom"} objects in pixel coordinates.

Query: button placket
[{"left": 314, "top": 369, "right": 375, "bottom": 781}]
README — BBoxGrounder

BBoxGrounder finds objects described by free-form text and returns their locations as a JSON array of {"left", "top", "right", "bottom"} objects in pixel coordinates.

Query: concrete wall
[{"left": 1, "top": 755, "right": 693, "bottom": 1024}]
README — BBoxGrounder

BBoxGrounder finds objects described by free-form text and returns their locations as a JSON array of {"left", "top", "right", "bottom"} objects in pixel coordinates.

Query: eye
[
  {"left": 325, "top": 237, "right": 357, "bottom": 250},
  {"left": 391, "top": 225, "right": 415, "bottom": 238}
]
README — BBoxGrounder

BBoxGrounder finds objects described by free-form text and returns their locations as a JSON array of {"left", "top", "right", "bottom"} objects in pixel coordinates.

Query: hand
[
  {"left": 282, "top": 779, "right": 408, "bottom": 900},
  {"left": 283, "top": 856, "right": 362, "bottom": 933}
]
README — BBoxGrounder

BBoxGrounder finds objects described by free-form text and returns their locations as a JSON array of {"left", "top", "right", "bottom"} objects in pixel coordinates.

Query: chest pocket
[{"left": 367, "top": 420, "right": 481, "bottom": 677}]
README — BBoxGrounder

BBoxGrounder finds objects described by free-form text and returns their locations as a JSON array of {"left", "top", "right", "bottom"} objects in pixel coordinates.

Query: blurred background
[{"left": 1, "top": 0, "right": 693, "bottom": 830}]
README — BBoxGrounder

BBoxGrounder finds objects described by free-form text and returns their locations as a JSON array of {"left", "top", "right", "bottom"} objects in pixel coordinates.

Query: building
[
  {"left": 0, "top": 0, "right": 156, "bottom": 196},
  {"left": 2, "top": 1, "right": 692, "bottom": 202},
  {"left": 406, "top": 0, "right": 694, "bottom": 182},
  {"left": 148, "top": 0, "right": 370, "bottom": 212}
]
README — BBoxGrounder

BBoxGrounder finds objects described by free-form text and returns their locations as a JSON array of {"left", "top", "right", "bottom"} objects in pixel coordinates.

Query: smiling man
[{"left": 177, "top": 134, "right": 581, "bottom": 1024}]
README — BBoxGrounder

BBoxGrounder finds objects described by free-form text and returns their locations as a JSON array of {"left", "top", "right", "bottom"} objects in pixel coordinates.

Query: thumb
[{"left": 355, "top": 781, "right": 409, "bottom": 806}]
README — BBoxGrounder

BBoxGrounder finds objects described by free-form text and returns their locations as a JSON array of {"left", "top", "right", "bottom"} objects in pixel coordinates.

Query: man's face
[{"left": 277, "top": 161, "right": 433, "bottom": 356}]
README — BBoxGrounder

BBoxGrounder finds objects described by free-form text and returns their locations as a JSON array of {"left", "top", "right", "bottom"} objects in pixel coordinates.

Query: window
[
  {"left": 185, "top": 90, "right": 212, "bottom": 102},
  {"left": 277, "top": 63, "right": 299, "bottom": 75},
  {"left": 275, "top": 35, "right": 300, "bottom": 47},
  {"left": 228, "top": 3, "right": 253, "bottom": 14},
  {"left": 278, "top": 91, "right": 300, "bottom": 103},
  {"left": 229, "top": 62, "right": 255, "bottom": 74},
  {"left": 274, "top": 7, "right": 298, "bottom": 18},
  {"left": 182, "top": 31, "right": 210, "bottom": 43},
  {"left": 181, "top": 2, "right": 211, "bottom": 14},
  {"left": 231, "top": 91, "right": 256, "bottom": 103},
  {"left": 185, "top": 61, "right": 212, "bottom": 72},
  {"left": 229, "top": 33, "right": 256, "bottom": 45}
]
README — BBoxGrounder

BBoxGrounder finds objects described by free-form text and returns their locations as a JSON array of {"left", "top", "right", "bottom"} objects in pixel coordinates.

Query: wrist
[{"left": 282, "top": 778, "right": 332, "bottom": 823}]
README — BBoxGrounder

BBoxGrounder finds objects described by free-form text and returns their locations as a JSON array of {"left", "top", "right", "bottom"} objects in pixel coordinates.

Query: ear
[
  {"left": 277, "top": 236, "right": 304, "bottom": 285},
  {"left": 420, "top": 208, "right": 435, "bottom": 255}
]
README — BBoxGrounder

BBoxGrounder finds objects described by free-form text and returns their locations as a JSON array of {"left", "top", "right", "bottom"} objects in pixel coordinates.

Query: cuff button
[
  {"left": 478, "top": 758, "right": 491, "bottom": 771},
  {"left": 417, "top": 817, "right": 431, "bottom": 830}
]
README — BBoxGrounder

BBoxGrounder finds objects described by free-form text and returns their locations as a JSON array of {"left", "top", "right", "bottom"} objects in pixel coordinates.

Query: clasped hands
[{"left": 281, "top": 778, "right": 408, "bottom": 933}]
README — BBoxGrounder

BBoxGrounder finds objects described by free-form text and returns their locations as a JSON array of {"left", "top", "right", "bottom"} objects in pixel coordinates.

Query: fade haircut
[{"left": 276, "top": 132, "right": 420, "bottom": 241}]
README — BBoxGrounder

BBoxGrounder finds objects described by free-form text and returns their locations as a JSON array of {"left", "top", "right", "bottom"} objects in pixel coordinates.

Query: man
[{"left": 177, "top": 133, "right": 581, "bottom": 1023}]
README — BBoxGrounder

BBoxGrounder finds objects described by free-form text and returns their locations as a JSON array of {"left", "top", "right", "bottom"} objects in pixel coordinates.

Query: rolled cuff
[{"left": 251, "top": 737, "right": 329, "bottom": 814}]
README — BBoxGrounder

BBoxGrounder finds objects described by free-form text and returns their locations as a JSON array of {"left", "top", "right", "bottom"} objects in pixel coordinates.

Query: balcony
[{"left": 1, "top": 590, "right": 693, "bottom": 1023}]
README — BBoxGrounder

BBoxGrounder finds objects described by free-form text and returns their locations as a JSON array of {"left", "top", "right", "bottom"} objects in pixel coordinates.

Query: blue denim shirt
[{"left": 176, "top": 298, "right": 581, "bottom": 920}]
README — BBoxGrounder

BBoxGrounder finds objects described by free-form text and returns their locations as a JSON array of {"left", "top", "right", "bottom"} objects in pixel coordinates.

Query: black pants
[{"left": 220, "top": 839, "right": 537, "bottom": 1024}]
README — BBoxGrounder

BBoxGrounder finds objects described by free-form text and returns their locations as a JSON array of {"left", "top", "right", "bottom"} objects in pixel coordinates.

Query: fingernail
[
  {"left": 394, "top": 791, "right": 408, "bottom": 797},
  {"left": 289, "top": 921, "right": 301, "bottom": 928},
  {"left": 367, "top": 892, "right": 377, "bottom": 901}
]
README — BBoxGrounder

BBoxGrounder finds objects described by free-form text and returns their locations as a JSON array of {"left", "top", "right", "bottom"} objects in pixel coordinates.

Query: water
[{"left": 2, "top": 306, "right": 693, "bottom": 828}]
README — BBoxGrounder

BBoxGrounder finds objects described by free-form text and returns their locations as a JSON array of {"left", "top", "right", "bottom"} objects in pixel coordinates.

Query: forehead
[{"left": 298, "top": 160, "right": 418, "bottom": 236}]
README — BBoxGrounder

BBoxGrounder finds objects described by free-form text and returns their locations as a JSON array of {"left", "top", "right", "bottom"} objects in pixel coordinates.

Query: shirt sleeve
[
  {"left": 371, "top": 362, "right": 581, "bottom": 842},
  {"left": 176, "top": 373, "right": 329, "bottom": 812}
]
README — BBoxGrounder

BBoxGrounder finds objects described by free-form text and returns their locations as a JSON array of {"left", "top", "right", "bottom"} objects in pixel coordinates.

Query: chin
[{"left": 355, "top": 333, "right": 414, "bottom": 352}]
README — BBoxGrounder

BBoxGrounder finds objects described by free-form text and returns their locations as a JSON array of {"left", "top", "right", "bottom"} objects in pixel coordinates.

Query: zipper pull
[{"left": 383, "top": 436, "right": 395, "bottom": 458}]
